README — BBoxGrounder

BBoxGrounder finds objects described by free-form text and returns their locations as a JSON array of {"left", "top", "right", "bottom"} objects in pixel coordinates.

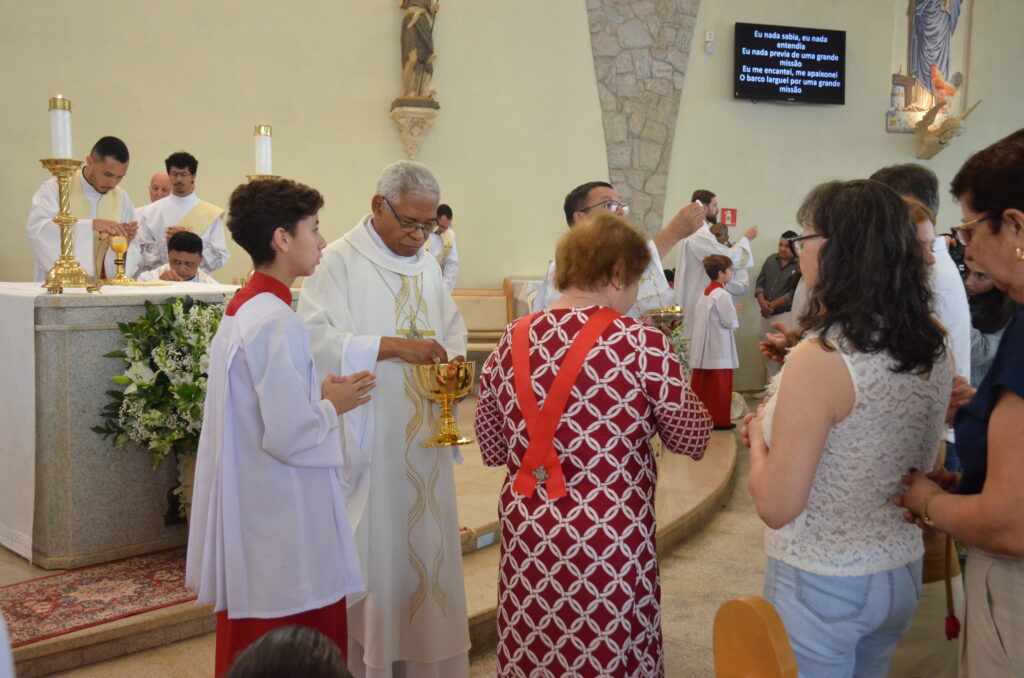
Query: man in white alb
[
  {"left": 297, "top": 160, "right": 470, "bottom": 678},
  {"left": 147, "top": 172, "right": 172, "bottom": 203},
  {"left": 532, "top": 180, "right": 704, "bottom": 317},
  {"left": 25, "top": 136, "right": 140, "bottom": 282},
  {"left": 425, "top": 203, "right": 458, "bottom": 293},
  {"left": 675, "top": 188, "right": 758, "bottom": 337},
  {"left": 135, "top": 151, "right": 230, "bottom": 276}
]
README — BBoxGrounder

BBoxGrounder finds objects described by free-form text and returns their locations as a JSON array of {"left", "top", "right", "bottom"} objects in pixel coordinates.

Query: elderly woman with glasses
[
  {"left": 474, "top": 213, "right": 712, "bottom": 677},
  {"left": 897, "top": 129, "right": 1024, "bottom": 677},
  {"left": 743, "top": 180, "right": 952, "bottom": 677}
]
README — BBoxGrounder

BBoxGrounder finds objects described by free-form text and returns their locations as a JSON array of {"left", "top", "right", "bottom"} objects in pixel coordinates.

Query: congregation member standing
[
  {"left": 136, "top": 151, "right": 231, "bottom": 276},
  {"left": 899, "top": 129, "right": 1024, "bottom": 678},
  {"left": 745, "top": 180, "right": 952, "bottom": 677},
  {"left": 297, "top": 160, "right": 471, "bottom": 678},
  {"left": 25, "top": 136, "right": 139, "bottom": 281},
  {"left": 690, "top": 254, "right": 740, "bottom": 430},
  {"left": 475, "top": 213, "right": 711, "bottom": 677},
  {"left": 186, "top": 178, "right": 374, "bottom": 676},
  {"left": 754, "top": 231, "right": 799, "bottom": 384},
  {"left": 675, "top": 189, "right": 757, "bottom": 336},
  {"left": 425, "top": 203, "right": 458, "bottom": 293},
  {"left": 532, "top": 180, "right": 704, "bottom": 316}
]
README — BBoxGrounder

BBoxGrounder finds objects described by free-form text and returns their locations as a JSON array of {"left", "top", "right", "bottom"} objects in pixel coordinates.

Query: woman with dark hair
[
  {"left": 898, "top": 129, "right": 1024, "bottom": 676},
  {"left": 474, "top": 213, "right": 712, "bottom": 677},
  {"left": 225, "top": 625, "right": 354, "bottom": 678},
  {"left": 744, "top": 180, "right": 952, "bottom": 677}
]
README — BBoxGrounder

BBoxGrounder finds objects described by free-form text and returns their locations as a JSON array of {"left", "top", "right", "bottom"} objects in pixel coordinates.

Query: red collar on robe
[
  {"left": 226, "top": 272, "right": 293, "bottom": 316},
  {"left": 703, "top": 280, "right": 724, "bottom": 296}
]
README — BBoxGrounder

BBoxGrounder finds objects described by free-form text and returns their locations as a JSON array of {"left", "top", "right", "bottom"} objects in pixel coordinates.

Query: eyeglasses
[
  {"left": 952, "top": 215, "right": 998, "bottom": 246},
  {"left": 580, "top": 199, "right": 630, "bottom": 215},
  {"left": 382, "top": 197, "right": 439, "bottom": 235},
  {"left": 787, "top": 233, "right": 822, "bottom": 254},
  {"left": 168, "top": 171, "right": 193, "bottom": 180}
]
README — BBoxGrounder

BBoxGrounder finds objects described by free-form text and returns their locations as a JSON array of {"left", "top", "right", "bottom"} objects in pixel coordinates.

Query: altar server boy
[
  {"left": 689, "top": 254, "right": 739, "bottom": 429},
  {"left": 186, "top": 178, "right": 375, "bottom": 676}
]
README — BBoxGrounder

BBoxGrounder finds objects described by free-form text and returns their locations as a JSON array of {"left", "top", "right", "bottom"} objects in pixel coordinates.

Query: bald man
[{"left": 147, "top": 172, "right": 171, "bottom": 203}]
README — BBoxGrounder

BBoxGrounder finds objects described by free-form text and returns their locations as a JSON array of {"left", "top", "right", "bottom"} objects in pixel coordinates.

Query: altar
[{"left": 0, "top": 282, "right": 240, "bottom": 569}]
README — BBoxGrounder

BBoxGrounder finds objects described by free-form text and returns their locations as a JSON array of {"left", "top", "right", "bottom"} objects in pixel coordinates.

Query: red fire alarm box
[{"left": 720, "top": 208, "right": 737, "bottom": 226}]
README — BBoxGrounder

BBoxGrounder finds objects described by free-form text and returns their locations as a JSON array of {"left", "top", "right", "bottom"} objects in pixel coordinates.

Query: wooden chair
[
  {"left": 713, "top": 595, "right": 797, "bottom": 678},
  {"left": 451, "top": 277, "right": 514, "bottom": 354}
]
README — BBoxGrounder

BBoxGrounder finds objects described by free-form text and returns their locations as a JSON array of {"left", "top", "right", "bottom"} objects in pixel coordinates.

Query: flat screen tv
[{"left": 734, "top": 22, "right": 846, "bottom": 105}]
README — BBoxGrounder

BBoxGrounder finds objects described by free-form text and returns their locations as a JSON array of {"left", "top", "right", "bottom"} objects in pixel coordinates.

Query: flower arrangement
[
  {"left": 93, "top": 297, "right": 224, "bottom": 508},
  {"left": 667, "top": 326, "right": 691, "bottom": 378}
]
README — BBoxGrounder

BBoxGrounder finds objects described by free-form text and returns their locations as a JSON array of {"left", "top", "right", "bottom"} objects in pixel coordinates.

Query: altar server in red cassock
[
  {"left": 689, "top": 254, "right": 740, "bottom": 429},
  {"left": 186, "top": 178, "right": 375, "bottom": 676},
  {"left": 474, "top": 214, "right": 711, "bottom": 677}
]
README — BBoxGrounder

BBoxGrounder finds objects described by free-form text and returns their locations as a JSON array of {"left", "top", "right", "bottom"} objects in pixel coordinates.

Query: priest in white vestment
[
  {"left": 135, "top": 151, "right": 230, "bottom": 275},
  {"left": 532, "top": 180, "right": 703, "bottom": 317},
  {"left": 424, "top": 203, "right": 458, "bottom": 293},
  {"left": 25, "top": 136, "right": 140, "bottom": 281},
  {"left": 298, "top": 161, "right": 471, "bottom": 678},
  {"left": 675, "top": 190, "right": 757, "bottom": 337}
]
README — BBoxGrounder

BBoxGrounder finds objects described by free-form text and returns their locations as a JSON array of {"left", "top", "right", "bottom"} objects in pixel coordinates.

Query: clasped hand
[
  {"left": 93, "top": 219, "right": 138, "bottom": 238},
  {"left": 322, "top": 371, "right": 376, "bottom": 414}
]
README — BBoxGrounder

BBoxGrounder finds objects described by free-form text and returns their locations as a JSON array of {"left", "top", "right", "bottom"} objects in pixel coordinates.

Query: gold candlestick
[
  {"left": 39, "top": 158, "right": 91, "bottom": 294},
  {"left": 246, "top": 174, "right": 281, "bottom": 181}
]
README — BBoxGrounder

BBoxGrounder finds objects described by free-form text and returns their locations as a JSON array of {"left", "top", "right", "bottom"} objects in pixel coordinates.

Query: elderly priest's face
[{"left": 371, "top": 192, "right": 439, "bottom": 257}]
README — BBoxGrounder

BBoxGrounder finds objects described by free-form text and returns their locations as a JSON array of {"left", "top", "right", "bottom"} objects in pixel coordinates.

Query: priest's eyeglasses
[
  {"left": 951, "top": 215, "right": 999, "bottom": 246},
  {"left": 787, "top": 233, "right": 822, "bottom": 254},
  {"left": 580, "top": 199, "right": 630, "bottom": 215},
  {"left": 382, "top": 197, "right": 440, "bottom": 235}
]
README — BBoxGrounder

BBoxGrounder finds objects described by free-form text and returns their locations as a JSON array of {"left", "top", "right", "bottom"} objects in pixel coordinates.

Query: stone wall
[{"left": 586, "top": 0, "right": 700, "bottom": 234}]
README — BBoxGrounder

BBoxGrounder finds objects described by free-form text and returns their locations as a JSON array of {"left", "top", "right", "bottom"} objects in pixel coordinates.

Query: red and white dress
[{"left": 473, "top": 306, "right": 712, "bottom": 678}]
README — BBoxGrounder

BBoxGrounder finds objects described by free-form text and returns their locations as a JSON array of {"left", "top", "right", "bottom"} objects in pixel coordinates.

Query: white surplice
[
  {"left": 425, "top": 229, "right": 458, "bottom": 294},
  {"left": 136, "top": 263, "right": 218, "bottom": 284},
  {"left": 135, "top": 193, "right": 230, "bottom": 274},
  {"left": 25, "top": 172, "right": 139, "bottom": 281},
  {"left": 297, "top": 215, "right": 470, "bottom": 677},
  {"left": 186, "top": 290, "right": 363, "bottom": 619},
  {"left": 674, "top": 222, "right": 752, "bottom": 336},
  {"left": 531, "top": 240, "right": 674, "bottom": 317},
  {"left": 689, "top": 286, "right": 739, "bottom": 370}
]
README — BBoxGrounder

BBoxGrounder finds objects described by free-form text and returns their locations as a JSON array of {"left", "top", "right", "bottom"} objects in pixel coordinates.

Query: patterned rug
[{"left": 0, "top": 548, "right": 196, "bottom": 648}]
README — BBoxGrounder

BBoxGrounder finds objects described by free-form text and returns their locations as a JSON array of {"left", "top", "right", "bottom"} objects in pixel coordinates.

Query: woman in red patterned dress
[{"left": 474, "top": 214, "right": 712, "bottom": 677}]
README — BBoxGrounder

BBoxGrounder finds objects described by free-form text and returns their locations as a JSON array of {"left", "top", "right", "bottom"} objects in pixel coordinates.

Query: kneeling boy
[{"left": 137, "top": 231, "right": 217, "bottom": 283}]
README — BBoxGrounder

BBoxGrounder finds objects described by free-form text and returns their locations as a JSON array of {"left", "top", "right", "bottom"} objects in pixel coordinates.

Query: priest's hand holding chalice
[
  {"left": 95, "top": 219, "right": 139, "bottom": 285},
  {"left": 640, "top": 305, "right": 685, "bottom": 337},
  {"left": 413, "top": 353, "right": 475, "bottom": 448}
]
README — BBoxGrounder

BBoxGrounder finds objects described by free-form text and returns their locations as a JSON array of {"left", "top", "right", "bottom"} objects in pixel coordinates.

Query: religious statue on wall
[
  {"left": 885, "top": 0, "right": 976, "bottom": 136},
  {"left": 389, "top": 1, "right": 441, "bottom": 159}
]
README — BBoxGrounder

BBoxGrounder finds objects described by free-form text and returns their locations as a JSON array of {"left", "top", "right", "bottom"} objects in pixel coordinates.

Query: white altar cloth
[{"left": 0, "top": 281, "right": 237, "bottom": 561}]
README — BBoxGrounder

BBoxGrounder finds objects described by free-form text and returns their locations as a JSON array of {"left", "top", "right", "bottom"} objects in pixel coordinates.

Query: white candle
[
  {"left": 49, "top": 95, "right": 72, "bottom": 159},
  {"left": 254, "top": 124, "right": 272, "bottom": 175}
]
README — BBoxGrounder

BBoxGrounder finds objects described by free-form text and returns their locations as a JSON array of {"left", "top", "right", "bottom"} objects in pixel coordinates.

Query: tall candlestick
[
  {"left": 49, "top": 95, "right": 73, "bottom": 159},
  {"left": 254, "top": 124, "right": 272, "bottom": 175}
]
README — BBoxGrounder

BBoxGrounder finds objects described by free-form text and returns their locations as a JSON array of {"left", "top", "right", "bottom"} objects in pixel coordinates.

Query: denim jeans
[{"left": 763, "top": 557, "right": 923, "bottom": 678}]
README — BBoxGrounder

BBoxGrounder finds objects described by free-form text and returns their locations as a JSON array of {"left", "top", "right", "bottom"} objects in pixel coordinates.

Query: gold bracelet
[{"left": 921, "top": 488, "right": 945, "bottom": 528}]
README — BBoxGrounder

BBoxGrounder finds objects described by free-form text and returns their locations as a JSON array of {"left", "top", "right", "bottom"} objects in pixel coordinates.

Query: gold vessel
[
  {"left": 40, "top": 158, "right": 90, "bottom": 294},
  {"left": 412, "top": 361, "right": 476, "bottom": 447}
]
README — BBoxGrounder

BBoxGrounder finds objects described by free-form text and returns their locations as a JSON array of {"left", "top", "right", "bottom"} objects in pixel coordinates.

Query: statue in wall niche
[{"left": 396, "top": 0, "right": 440, "bottom": 107}]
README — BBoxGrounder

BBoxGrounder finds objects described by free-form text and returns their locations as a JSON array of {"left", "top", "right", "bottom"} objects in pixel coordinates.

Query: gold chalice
[
  {"left": 104, "top": 236, "right": 136, "bottom": 285},
  {"left": 641, "top": 305, "right": 685, "bottom": 337},
  {"left": 412, "top": 361, "right": 475, "bottom": 447}
]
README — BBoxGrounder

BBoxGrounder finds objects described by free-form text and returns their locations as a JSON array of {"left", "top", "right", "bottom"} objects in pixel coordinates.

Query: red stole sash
[
  {"left": 226, "top": 272, "right": 293, "bottom": 316},
  {"left": 510, "top": 307, "right": 620, "bottom": 500},
  {"left": 703, "top": 280, "right": 724, "bottom": 296}
]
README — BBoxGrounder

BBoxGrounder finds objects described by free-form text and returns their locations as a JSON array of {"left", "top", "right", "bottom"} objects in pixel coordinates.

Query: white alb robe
[
  {"left": 25, "top": 172, "right": 139, "bottom": 281},
  {"left": 425, "top": 229, "right": 458, "bottom": 294},
  {"left": 297, "top": 216, "right": 470, "bottom": 677},
  {"left": 532, "top": 240, "right": 674, "bottom": 317},
  {"left": 689, "top": 286, "right": 739, "bottom": 370},
  {"left": 675, "top": 222, "right": 753, "bottom": 336},
  {"left": 135, "top": 192, "right": 230, "bottom": 274},
  {"left": 185, "top": 291, "right": 363, "bottom": 618},
  {"left": 137, "top": 263, "right": 218, "bottom": 284}
]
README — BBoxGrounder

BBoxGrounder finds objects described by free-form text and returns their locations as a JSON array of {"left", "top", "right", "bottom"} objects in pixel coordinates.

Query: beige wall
[
  {"left": 3, "top": 1, "right": 1022, "bottom": 390},
  {"left": 662, "top": 0, "right": 1024, "bottom": 389},
  {"left": 0, "top": 1, "right": 606, "bottom": 286}
]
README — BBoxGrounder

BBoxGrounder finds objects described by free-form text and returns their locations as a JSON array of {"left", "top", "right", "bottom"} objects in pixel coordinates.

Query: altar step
[{"left": 13, "top": 431, "right": 736, "bottom": 677}]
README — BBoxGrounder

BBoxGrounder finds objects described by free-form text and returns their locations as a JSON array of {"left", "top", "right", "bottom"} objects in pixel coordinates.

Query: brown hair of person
[
  {"left": 554, "top": 213, "right": 651, "bottom": 291},
  {"left": 703, "top": 254, "right": 732, "bottom": 280}
]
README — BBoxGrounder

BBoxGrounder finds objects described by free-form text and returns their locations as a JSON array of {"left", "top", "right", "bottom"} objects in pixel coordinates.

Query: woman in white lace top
[{"left": 744, "top": 180, "right": 952, "bottom": 678}]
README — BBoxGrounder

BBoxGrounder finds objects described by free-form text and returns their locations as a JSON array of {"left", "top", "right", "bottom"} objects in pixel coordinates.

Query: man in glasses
[
  {"left": 531, "top": 180, "right": 704, "bottom": 316},
  {"left": 297, "top": 160, "right": 471, "bottom": 678},
  {"left": 675, "top": 189, "right": 759, "bottom": 338},
  {"left": 135, "top": 151, "right": 231, "bottom": 276}
]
